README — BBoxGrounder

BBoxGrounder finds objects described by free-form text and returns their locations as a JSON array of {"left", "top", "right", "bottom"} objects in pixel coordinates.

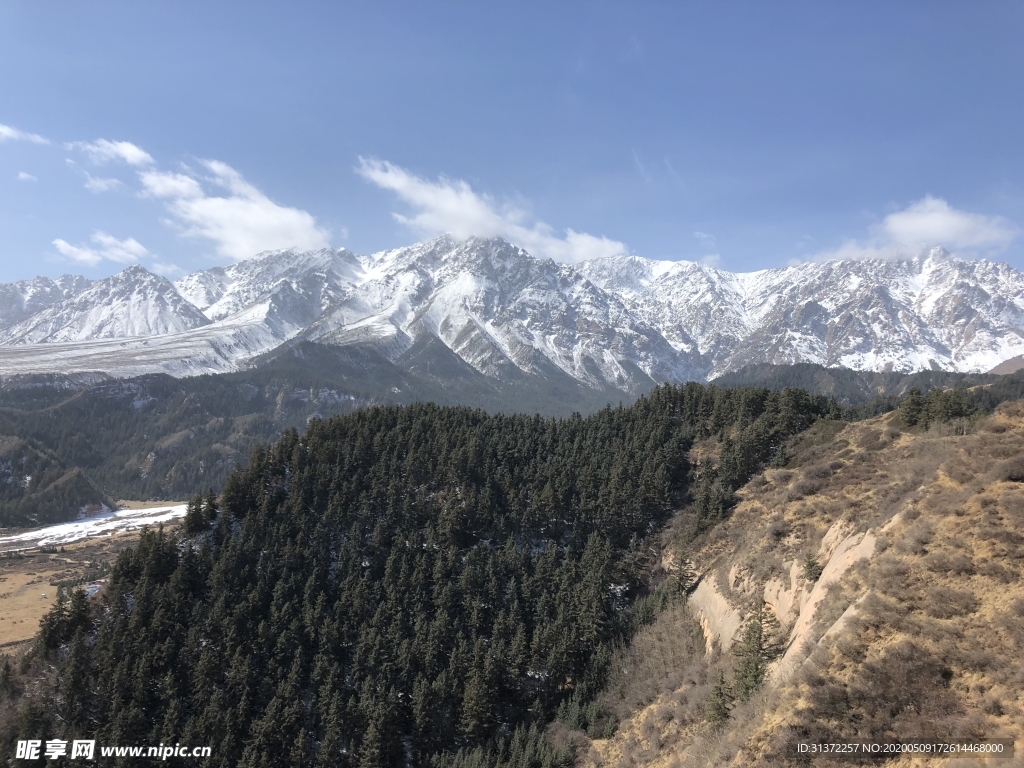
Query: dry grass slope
[{"left": 579, "top": 402, "right": 1024, "bottom": 767}]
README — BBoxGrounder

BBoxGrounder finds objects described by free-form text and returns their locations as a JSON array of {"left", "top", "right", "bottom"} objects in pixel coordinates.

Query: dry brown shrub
[
  {"left": 895, "top": 521, "right": 933, "bottom": 555},
  {"left": 942, "top": 457, "right": 975, "bottom": 484},
  {"left": 600, "top": 602, "right": 706, "bottom": 722},
  {"left": 869, "top": 554, "right": 911, "bottom": 596},
  {"left": 990, "top": 455, "right": 1024, "bottom": 483},
  {"left": 976, "top": 559, "right": 1014, "bottom": 583},
  {"left": 858, "top": 429, "right": 882, "bottom": 449},
  {"left": 747, "top": 474, "right": 768, "bottom": 490},
  {"left": 980, "top": 420, "right": 1008, "bottom": 434},
  {"left": 766, "top": 517, "right": 788, "bottom": 543},
  {"left": 923, "top": 551, "right": 976, "bottom": 576},
  {"left": 802, "top": 463, "right": 833, "bottom": 481},
  {"left": 786, "top": 479, "right": 823, "bottom": 501},
  {"left": 983, "top": 442, "right": 1022, "bottom": 460},
  {"left": 922, "top": 490, "right": 966, "bottom": 517},
  {"left": 772, "top": 639, "right": 963, "bottom": 758},
  {"left": 923, "top": 586, "right": 979, "bottom": 618}
]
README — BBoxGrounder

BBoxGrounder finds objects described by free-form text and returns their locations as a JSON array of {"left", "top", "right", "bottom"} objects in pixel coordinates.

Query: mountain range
[{"left": 1, "top": 235, "right": 1022, "bottom": 391}]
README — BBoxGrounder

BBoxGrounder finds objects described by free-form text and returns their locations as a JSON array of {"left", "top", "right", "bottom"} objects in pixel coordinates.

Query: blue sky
[{"left": 1, "top": 2, "right": 1022, "bottom": 283}]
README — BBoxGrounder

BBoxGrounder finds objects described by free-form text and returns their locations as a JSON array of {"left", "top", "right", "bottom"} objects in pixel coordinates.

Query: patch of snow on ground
[{"left": 0, "top": 504, "right": 187, "bottom": 552}]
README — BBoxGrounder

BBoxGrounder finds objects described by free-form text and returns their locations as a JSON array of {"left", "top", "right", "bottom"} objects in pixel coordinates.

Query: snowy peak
[
  {"left": 0, "top": 274, "right": 94, "bottom": 331},
  {"left": 299, "top": 235, "right": 700, "bottom": 389},
  {"left": 0, "top": 265, "right": 210, "bottom": 344},
  {"left": 0, "top": 237, "right": 1023, "bottom": 386},
  {"left": 175, "top": 247, "right": 365, "bottom": 322},
  {"left": 577, "top": 250, "right": 1024, "bottom": 377}
]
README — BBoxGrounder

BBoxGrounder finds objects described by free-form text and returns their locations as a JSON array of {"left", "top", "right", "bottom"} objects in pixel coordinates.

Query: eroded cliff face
[{"left": 582, "top": 403, "right": 1024, "bottom": 767}]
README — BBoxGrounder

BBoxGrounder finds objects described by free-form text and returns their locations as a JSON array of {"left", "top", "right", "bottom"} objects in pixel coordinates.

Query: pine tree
[
  {"left": 0, "top": 656, "right": 13, "bottom": 696},
  {"left": 459, "top": 667, "right": 494, "bottom": 744},
  {"left": 901, "top": 387, "right": 924, "bottom": 427},
  {"left": 202, "top": 488, "right": 219, "bottom": 526},
  {"left": 59, "top": 629, "right": 91, "bottom": 732},
  {"left": 183, "top": 494, "right": 209, "bottom": 534},
  {"left": 770, "top": 443, "right": 788, "bottom": 467},
  {"left": 706, "top": 671, "right": 733, "bottom": 724},
  {"left": 733, "top": 598, "right": 782, "bottom": 701},
  {"left": 802, "top": 552, "right": 823, "bottom": 583},
  {"left": 672, "top": 554, "right": 697, "bottom": 596}
]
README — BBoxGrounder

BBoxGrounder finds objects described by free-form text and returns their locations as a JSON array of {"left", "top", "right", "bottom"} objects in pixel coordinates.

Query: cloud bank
[
  {"left": 0, "top": 123, "right": 48, "bottom": 144},
  {"left": 356, "top": 158, "right": 628, "bottom": 263},
  {"left": 140, "top": 160, "right": 331, "bottom": 261},
  {"left": 815, "top": 196, "right": 1018, "bottom": 262}
]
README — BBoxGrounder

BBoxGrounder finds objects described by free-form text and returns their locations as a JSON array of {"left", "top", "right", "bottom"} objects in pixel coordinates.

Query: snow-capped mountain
[
  {"left": 296, "top": 236, "right": 699, "bottom": 388},
  {"left": 0, "top": 266, "right": 209, "bottom": 344},
  {"left": 0, "top": 274, "right": 93, "bottom": 330},
  {"left": 579, "top": 247, "right": 1024, "bottom": 377},
  {"left": 0, "top": 237, "right": 1022, "bottom": 389},
  {"left": 175, "top": 246, "right": 366, "bottom": 323}
]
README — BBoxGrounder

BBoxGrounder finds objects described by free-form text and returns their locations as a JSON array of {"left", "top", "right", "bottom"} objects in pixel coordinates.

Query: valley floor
[{"left": 0, "top": 505, "right": 184, "bottom": 654}]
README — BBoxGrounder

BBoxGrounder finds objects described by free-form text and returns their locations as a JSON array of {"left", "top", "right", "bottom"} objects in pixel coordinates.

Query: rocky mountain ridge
[{"left": 0, "top": 236, "right": 1022, "bottom": 389}]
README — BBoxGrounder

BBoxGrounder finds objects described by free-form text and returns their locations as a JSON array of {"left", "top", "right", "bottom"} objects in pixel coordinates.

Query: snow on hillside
[
  {"left": 0, "top": 274, "right": 93, "bottom": 331},
  {"left": 0, "top": 266, "right": 210, "bottom": 344}
]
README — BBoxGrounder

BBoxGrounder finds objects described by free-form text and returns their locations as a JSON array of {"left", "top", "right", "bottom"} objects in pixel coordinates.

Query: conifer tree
[
  {"left": 183, "top": 494, "right": 209, "bottom": 534},
  {"left": 802, "top": 552, "right": 823, "bottom": 583},
  {"left": 733, "top": 598, "right": 782, "bottom": 701},
  {"left": 901, "top": 387, "right": 924, "bottom": 427},
  {"left": 706, "top": 671, "right": 733, "bottom": 724},
  {"left": 202, "top": 488, "right": 219, "bottom": 525},
  {"left": 672, "top": 554, "right": 697, "bottom": 596}
]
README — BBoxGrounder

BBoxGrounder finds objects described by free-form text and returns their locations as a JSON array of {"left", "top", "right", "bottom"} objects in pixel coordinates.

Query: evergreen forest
[{"left": 0, "top": 383, "right": 830, "bottom": 766}]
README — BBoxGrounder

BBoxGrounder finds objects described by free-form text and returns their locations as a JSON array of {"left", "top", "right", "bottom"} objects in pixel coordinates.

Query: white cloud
[
  {"left": 68, "top": 138, "right": 154, "bottom": 166},
  {"left": 152, "top": 262, "right": 184, "bottom": 277},
  {"left": 880, "top": 196, "right": 1016, "bottom": 251},
  {"left": 52, "top": 231, "right": 149, "bottom": 267},
  {"left": 138, "top": 170, "right": 203, "bottom": 199},
  {"left": 356, "top": 157, "right": 628, "bottom": 263},
  {"left": 699, "top": 254, "right": 722, "bottom": 268},
  {"left": 17, "top": 171, "right": 37, "bottom": 182},
  {"left": 693, "top": 231, "right": 716, "bottom": 247},
  {"left": 815, "top": 196, "right": 1019, "bottom": 262},
  {"left": 66, "top": 158, "right": 124, "bottom": 193},
  {"left": 0, "top": 123, "right": 48, "bottom": 144},
  {"left": 84, "top": 175, "right": 122, "bottom": 193},
  {"left": 140, "top": 160, "right": 330, "bottom": 261}
]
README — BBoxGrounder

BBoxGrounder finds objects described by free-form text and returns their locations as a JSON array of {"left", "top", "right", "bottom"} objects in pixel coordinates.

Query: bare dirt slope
[{"left": 580, "top": 403, "right": 1024, "bottom": 767}]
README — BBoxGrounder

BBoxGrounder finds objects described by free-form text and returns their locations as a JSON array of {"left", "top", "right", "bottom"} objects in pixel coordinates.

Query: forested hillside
[
  {"left": 2, "top": 357, "right": 1022, "bottom": 528},
  {"left": 0, "top": 383, "right": 828, "bottom": 767},
  {"left": 0, "top": 342, "right": 626, "bottom": 525},
  {"left": 0, "top": 435, "right": 110, "bottom": 526}
]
